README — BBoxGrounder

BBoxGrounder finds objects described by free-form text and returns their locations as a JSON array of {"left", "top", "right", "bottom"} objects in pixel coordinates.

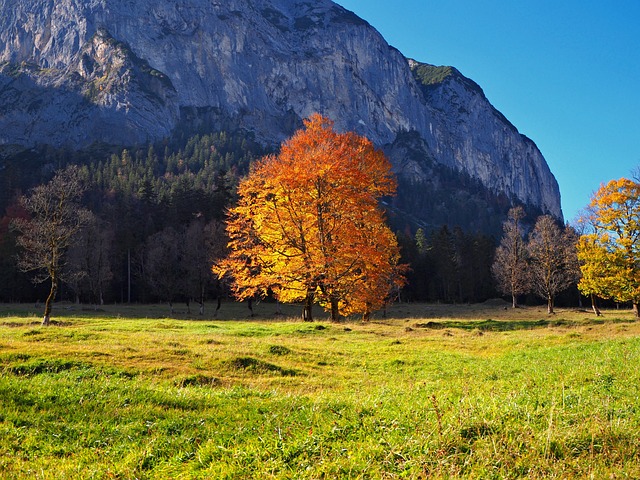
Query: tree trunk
[
  {"left": 330, "top": 297, "right": 340, "bottom": 322},
  {"left": 302, "top": 291, "right": 314, "bottom": 322},
  {"left": 127, "top": 248, "right": 131, "bottom": 304},
  {"left": 248, "top": 298, "right": 254, "bottom": 317},
  {"left": 633, "top": 303, "right": 639, "bottom": 318},
  {"left": 214, "top": 296, "right": 222, "bottom": 318},
  {"left": 591, "top": 294, "right": 601, "bottom": 316},
  {"left": 511, "top": 294, "right": 517, "bottom": 309},
  {"left": 199, "top": 285, "right": 205, "bottom": 316},
  {"left": 547, "top": 295, "right": 554, "bottom": 315},
  {"left": 42, "top": 277, "right": 58, "bottom": 326}
]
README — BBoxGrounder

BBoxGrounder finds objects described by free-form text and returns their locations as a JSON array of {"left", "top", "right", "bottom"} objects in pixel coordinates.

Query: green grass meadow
[{"left": 1, "top": 301, "right": 639, "bottom": 478}]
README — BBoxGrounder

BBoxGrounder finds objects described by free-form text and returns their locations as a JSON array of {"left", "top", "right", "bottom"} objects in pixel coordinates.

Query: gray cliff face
[
  {"left": 0, "top": 0, "right": 562, "bottom": 219},
  {"left": 407, "top": 62, "right": 561, "bottom": 218}
]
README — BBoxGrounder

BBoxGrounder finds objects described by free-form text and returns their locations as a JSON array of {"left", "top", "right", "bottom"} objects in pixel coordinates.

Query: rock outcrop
[{"left": 0, "top": 0, "right": 562, "bottom": 220}]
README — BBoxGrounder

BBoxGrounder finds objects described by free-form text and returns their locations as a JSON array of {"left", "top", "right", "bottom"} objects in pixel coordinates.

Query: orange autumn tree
[
  {"left": 577, "top": 178, "right": 640, "bottom": 317},
  {"left": 214, "top": 114, "right": 404, "bottom": 321}
]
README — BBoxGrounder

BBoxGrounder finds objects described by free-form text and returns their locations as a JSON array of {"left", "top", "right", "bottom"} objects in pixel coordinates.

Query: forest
[{"left": 0, "top": 126, "right": 587, "bottom": 312}]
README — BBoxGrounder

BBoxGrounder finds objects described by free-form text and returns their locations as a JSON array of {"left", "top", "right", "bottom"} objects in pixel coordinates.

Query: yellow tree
[
  {"left": 577, "top": 178, "right": 640, "bottom": 316},
  {"left": 214, "top": 114, "right": 404, "bottom": 321},
  {"left": 325, "top": 219, "right": 406, "bottom": 321}
]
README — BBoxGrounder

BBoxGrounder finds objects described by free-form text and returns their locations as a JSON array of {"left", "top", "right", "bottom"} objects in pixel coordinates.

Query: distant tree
[
  {"left": 142, "top": 227, "right": 185, "bottom": 314},
  {"left": 215, "top": 114, "right": 404, "bottom": 321},
  {"left": 428, "top": 226, "right": 457, "bottom": 302},
  {"left": 66, "top": 215, "right": 114, "bottom": 308},
  {"left": 492, "top": 206, "right": 529, "bottom": 308},
  {"left": 182, "top": 219, "right": 211, "bottom": 315},
  {"left": 12, "top": 166, "right": 91, "bottom": 325},
  {"left": 397, "top": 224, "right": 497, "bottom": 304},
  {"left": 415, "top": 228, "right": 428, "bottom": 255},
  {"left": 392, "top": 230, "right": 425, "bottom": 302},
  {"left": 469, "top": 234, "right": 499, "bottom": 302},
  {"left": 577, "top": 178, "right": 640, "bottom": 316},
  {"left": 0, "top": 201, "right": 32, "bottom": 302},
  {"left": 527, "top": 215, "right": 580, "bottom": 314},
  {"left": 182, "top": 218, "right": 228, "bottom": 315}
]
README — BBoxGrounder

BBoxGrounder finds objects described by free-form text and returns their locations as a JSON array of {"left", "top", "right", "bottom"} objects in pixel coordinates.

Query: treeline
[
  {"left": 0, "top": 131, "right": 265, "bottom": 305},
  {"left": 0, "top": 127, "right": 580, "bottom": 309},
  {"left": 398, "top": 226, "right": 497, "bottom": 303}
]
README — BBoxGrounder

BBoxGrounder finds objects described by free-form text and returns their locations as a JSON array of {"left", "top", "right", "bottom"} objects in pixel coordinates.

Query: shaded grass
[
  {"left": 224, "top": 356, "right": 298, "bottom": 376},
  {"left": 412, "top": 316, "right": 625, "bottom": 332},
  {"left": 0, "top": 303, "right": 639, "bottom": 478}
]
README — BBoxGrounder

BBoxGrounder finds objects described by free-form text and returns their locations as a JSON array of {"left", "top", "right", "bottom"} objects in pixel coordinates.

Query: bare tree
[
  {"left": 66, "top": 215, "right": 114, "bottom": 308},
  {"left": 144, "top": 227, "right": 185, "bottom": 314},
  {"left": 491, "top": 206, "right": 529, "bottom": 308},
  {"left": 205, "top": 220, "right": 230, "bottom": 316},
  {"left": 12, "top": 166, "right": 91, "bottom": 325},
  {"left": 182, "top": 219, "right": 210, "bottom": 315},
  {"left": 182, "top": 218, "right": 228, "bottom": 315},
  {"left": 528, "top": 215, "right": 580, "bottom": 314}
]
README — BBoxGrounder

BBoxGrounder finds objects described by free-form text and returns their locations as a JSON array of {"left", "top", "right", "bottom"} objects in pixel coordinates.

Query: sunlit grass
[{"left": 1, "top": 302, "right": 639, "bottom": 478}]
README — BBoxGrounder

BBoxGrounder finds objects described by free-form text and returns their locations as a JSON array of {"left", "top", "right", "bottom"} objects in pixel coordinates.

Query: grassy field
[{"left": 1, "top": 301, "right": 639, "bottom": 479}]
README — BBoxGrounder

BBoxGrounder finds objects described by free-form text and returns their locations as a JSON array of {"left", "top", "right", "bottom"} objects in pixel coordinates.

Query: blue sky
[{"left": 336, "top": 0, "right": 640, "bottom": 223}]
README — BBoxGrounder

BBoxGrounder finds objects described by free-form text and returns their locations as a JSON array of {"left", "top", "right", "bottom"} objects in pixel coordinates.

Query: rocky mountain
[{"left": 0, "top": 0, "right": 562, "bottom": 224}]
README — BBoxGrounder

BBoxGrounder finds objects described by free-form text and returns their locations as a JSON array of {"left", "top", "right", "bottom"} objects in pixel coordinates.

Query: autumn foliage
[
  {"left": 214, "top": 114, "right": 404, "bottom": 321},
  {"left": 577, "top": 178, "right": 640, "bottom": 316}
]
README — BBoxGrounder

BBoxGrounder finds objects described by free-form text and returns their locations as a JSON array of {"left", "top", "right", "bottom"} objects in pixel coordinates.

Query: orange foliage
[{"left": 214, "top": 114, "right": 404, "bottom": 320}]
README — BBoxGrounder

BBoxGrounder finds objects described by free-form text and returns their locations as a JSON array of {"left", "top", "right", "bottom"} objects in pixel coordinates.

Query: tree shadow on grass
[{"left": 412, "top": 317, "right": 631, "bottom": 332}]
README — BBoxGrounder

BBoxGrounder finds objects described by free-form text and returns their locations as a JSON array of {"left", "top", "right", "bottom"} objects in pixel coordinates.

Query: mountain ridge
[{"left": 0, "top": 0, "right": 563, "bottom": 221}]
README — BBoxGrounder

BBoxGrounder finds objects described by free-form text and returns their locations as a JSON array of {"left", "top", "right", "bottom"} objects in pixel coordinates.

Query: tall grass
[{"left": 0, "top": 303, "right": 639, "bottom": 478}]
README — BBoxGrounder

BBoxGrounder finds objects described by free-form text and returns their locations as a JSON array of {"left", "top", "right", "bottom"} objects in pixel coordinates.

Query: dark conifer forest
[{"left": 0, "top": 130, "right": 515, "bottom": 307}]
